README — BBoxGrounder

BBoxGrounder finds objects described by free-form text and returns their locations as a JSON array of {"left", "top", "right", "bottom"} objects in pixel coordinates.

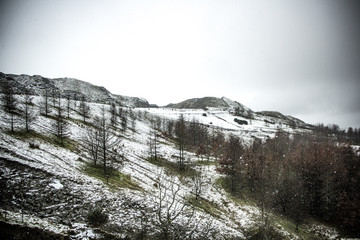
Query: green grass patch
[
  {"left": 146, "top": 156, "right": 199, "bottom": 178},
  {"left": 194, "top": 159, "right": 217, "bottom": 166},
  {"left": 157, "top": 139, "right": 172, "bottom": 146},
  {"left": 215, "top": 176, "right": 324, "bottom": 239},
  {"left": 53, "top": 137, "right": 79, "bottom": 152},
  {"left": 215, "top": 176, "right": 325, "bottom": 239},
  {"left": 40, "top": 113, "right": 57, "bottom": 120},
  {"left": 8, "top": 129, "right": 78, "bottom": 150},
  {"left": 214, "top": 176, "right": 240, "bottom": 196},
  {"left": 158, "top": 133, "right": 177, "bottom": 145},
  {"left": 8, "top": 129, "right": 47, "bottom": 141},
  {"left": 43, "top": 113, "right": 94, "bottom": 128},
  {"left": 83, "top": 163, "right": 142, "bottom": 191},
  {"left": 188, "top": 196, "right": 223, "bottom": 218},
  {"left": 273, "top": 216, "right": 323, "bottom": 240},
  {"left": 215, "top": 176, "right": 257, "bottom": 207},
  {"left": 66, "top": 117, "right": 94, "bottom": 128},
  {"left": 245, "top": 222, "right": 286, "bottom": 240},
  {"left": 8, "top": 129, "right": 80, "bottom": 153}
]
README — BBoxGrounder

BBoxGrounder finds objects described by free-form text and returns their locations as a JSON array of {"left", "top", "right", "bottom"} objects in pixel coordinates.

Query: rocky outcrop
[{"left": 0, "top": 159, "right": 91, "bottom": 226}]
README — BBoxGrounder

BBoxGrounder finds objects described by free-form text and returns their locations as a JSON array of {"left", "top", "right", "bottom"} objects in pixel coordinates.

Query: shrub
[
  {"left": 29, "top": 142, "right": 40, "bottom": 149},
  {"left": 87, "top": 207, "right": 108, "bottom": 227},
  {"left": 234, "top": 118, "right": 248, "bottom": 125},
  {"left": 247, "top": 225, "right": 283, "bottom": 240}
]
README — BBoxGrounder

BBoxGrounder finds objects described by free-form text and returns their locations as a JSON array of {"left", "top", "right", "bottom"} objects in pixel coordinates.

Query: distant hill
[
  {"left": 256, "top": 111, "right": 306, "bottom": 127},
  {"left": 0, "top": 72, "right": 311, "bottom": 128},
  {"left": 166, "top": 96, "right": 310, "bottom": 128},
  {"left": 166, "top": 97, "right": 229, "bottom": 109},
  {"left": 0, "top": 72, "right": 151, "bottom": 108},
  {"left": 166, "top": 96, "right": 252, "bottom": 115}
]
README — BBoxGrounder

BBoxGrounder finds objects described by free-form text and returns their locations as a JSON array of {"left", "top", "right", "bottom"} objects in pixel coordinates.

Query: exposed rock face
[
  {"left": 0, "top": 159, "right": 91, "bottom": 226},
  {"left": 0, "top": 72, "right": 150, "bottom": 108},
  {"left": 0, "top": 221, "right": 70, "bottom": 240}
]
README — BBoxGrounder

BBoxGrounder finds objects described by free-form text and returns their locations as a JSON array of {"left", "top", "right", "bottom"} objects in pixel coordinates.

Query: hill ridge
[
  {"left": 0, "top": 72, "right": 150, "bottom": 108},
  {"left": 165, "top": 96, "right": 309, "bottom": 128}
]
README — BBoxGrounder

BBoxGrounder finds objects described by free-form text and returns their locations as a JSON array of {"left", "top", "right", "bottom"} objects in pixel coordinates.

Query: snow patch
[{"left": 49, "top": 179, "right": 63, "bottom": 190}]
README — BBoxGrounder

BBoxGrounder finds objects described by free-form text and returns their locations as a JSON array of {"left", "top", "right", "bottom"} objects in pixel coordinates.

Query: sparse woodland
[
  {"left": 242, "top": 132, "right": 360, "bottom": 234},
  {"left": 1, "top": 79, "right": 360, "bottom": 239},
  {"left": 158, "top": 114, "right": 360, "bottom": 236}
]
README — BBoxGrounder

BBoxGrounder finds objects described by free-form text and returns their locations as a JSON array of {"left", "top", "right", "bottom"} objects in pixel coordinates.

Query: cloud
[{"left": 0, "top": 0, "right": 359, "bottom": 128}]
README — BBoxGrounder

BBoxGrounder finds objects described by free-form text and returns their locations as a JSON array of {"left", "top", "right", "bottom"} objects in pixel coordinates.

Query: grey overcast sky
[{"left": 0, "top": 0, "right": 359, "bottom": 128}]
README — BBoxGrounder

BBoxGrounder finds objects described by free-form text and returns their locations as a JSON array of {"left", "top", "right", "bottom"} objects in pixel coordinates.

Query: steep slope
[
  {"left": 0, "top": 72, "right": 150, "bottom": 107},
  {"left": 221, "top": 96, "right": 251, "bottom": 109},
  {"left": 0, "top": 74, "right": 342, "bottom": 239},
  {"left": 221, "top": 97, "right": 253, "bottom": 118},
  {"left": 0, "top": 96, "right": 257, "bottom": 239}
]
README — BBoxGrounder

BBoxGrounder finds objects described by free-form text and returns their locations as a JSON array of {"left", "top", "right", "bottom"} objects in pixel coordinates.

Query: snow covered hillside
[
  {"left": 0, "top": 75, "right": 343, "bottom": 239},
  {"left": 0, "top": 72, "right": 150, "bottom": 108},
  {"left": 165, "top": 96, "right": 311, "bottom": 131}
]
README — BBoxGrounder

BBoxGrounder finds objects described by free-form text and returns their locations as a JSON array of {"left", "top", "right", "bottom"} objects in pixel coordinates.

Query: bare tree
[
  {"left": 189, "top": 118, "right": 200, "bottom": 147},
  {"left": 153, "top": 173, "right": 216, "bottom": 239},
  {"left": 40, "top": 87, "right": 51, "bottom": 116},
  {"left": 82, "top": 106, "right": 123, "bottom": 176},
  {"left": 109, "top": 102, "right": 117, "bottom": 128},
  {"left": 73, "top": 93, "right": 78, "bottom": 109},
  {"left": 210, "top": 128, "right": 225, "bottom": 162},
  {"left": 217, "top": 134, "right": 244, "bottom": 193},
  {"left": 121, "top": 115, "right": 128, "bottom": 132},
  {"left": 155, "top": 177, "right": 189, "bottom": 240},
  {"left": 118, "top": 106, "right": 123, "bottom": 119},
  {"left": 51, "top": 89, "right": 59, "bottom": 108},
  {"left": 97, "top": 106, "right": 122, "bottom": 173},
  {"left": 191, "top": 168, "right": 208, "bottom": 200},
  {"left": 149, "top": 119, "right": 160, "bottom": 161},
  {"left": 66, "top": 93, "right": 71, "bottom": 118},
  {"left": 155, "top": 116, "right": 162, "bottom": 130},
  {"left": 82, "top": 126, "right": 100, "bottom": 166},
  {"left": 51, "top": 95, "right": 69, "bottom": 145},
  {"left": 20, "top": 89, "right": 37, "bottom": 132},
  {"left": 175, "top": 114, "right": 186, "bottom": 171},
  {"left": 129, "top": 108, "right": 137, "bottom": 131},
  {"left": 1, "top": 80, "right": 18, "bottom": 132},
  {"left": 79, "top": 95, "right": 90, "bottom": 123},
  {"left": 164, "top": 119, "right": 175, "bottom": 137},
  {"left": 105, "top": 147, "right": 123, "bottom": 184}
]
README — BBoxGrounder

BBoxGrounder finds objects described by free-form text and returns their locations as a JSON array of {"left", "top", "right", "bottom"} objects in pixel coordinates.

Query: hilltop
[
  {"left": 0, "top": 72, "right": 150, "bottom": 108},
  {"left": 165, "top": 96, "right": 310, "bottom": 130}
]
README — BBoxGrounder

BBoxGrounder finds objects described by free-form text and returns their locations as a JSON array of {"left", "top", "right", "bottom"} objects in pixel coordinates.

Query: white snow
[
  {"left": 0, "top": 93, "right": 337, "bottom": 239},
  {"left": 49, "top": 179, "right": 64, "bottom": 190}
]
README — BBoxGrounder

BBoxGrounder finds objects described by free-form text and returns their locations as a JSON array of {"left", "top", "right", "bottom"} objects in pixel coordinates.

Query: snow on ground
[
  {"left": 0, "top": 209, "right": 69, "bottom": 236},
  {"left": 143, "top": 107, "right": 309, "bottom": 145},
  {"left": 0, "top": 95, "right": 337, "bottom": 239},
  {"left": 49, "top": 179, "right": 64, "bottom": 190},
  {"left": 0, "top": 97, "right": 249, "bottom": 238}
]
